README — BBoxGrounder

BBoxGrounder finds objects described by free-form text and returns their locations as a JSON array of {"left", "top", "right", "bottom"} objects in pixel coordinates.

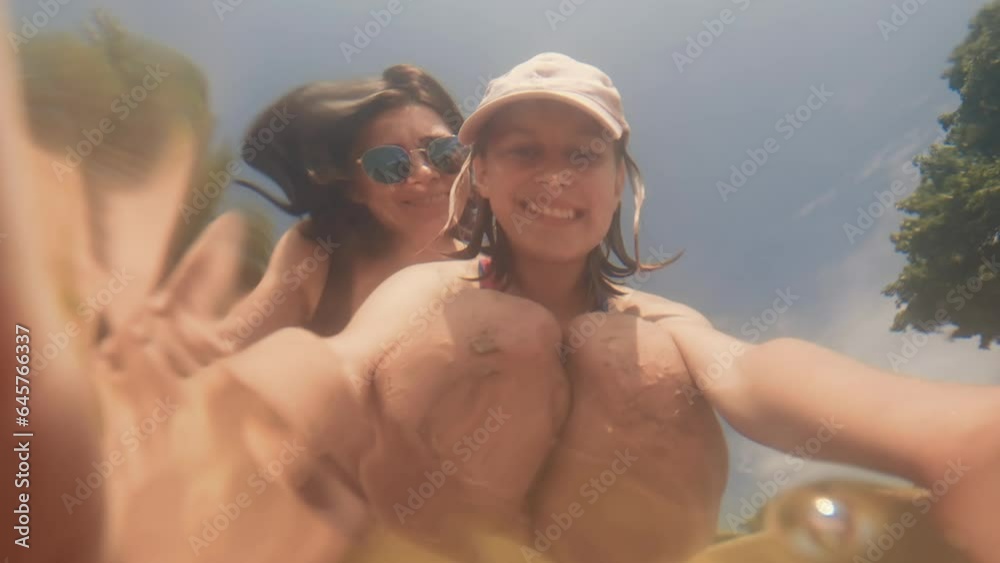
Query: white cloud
[
  {"left": 794, "top": 187, "right": 837, "bottom": 218},
  {"left": 855, "top": 127, "right": 931, "bottom": 182},
  {"left": 903, "top": 92, "right": 932, "bottom": 111},
  {"left": 830, "top": 85, "right": 875, "bottom": 116},
  {"left": 808, "top": 211, "right": 998, "bottom": 383}
]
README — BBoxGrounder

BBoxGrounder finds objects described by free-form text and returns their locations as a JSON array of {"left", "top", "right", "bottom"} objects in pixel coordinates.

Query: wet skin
[{"left": 228, "top": 259, "right": 729, "bottom": 563}]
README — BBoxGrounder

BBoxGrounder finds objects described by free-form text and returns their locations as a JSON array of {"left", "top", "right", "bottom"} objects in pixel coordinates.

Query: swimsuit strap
[
  {"left": 479, "top": 256, "right": 610, "bottom": 312},
  {"left": 596, "top": 293, "right": 611, "bottom": 313},
  {"left": 478, "top": 256, "right": 500, "bottom": 290}
]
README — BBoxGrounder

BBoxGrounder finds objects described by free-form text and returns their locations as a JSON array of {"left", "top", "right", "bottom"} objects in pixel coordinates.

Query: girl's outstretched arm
[
  {"left": 657, "top": 310, "right": 1000, "bottom": 562},
  {"left": 663, "top": 315, "right": 996, "bottom": 483}
]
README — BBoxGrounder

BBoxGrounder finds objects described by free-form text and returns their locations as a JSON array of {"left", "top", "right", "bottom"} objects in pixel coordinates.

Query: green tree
[
  {"left": 885, "top": 1, "right": 1000, "bottom": 349},
  {"left": 19, "top": 10, "right": 273, "bottom": 290}
]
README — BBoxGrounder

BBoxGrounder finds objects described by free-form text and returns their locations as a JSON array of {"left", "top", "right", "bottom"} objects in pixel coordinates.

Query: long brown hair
[
  {"left": 236, "top": 64, "right": 468, "bottom": 256},
  {"left": 447, "top": 125, "right": 680, "bottom": 303}
]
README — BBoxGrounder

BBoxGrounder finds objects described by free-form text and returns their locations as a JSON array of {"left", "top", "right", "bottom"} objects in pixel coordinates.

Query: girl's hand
[
  {"left": 93, "top": 212, "right": 369, "bottom": 563},
  {"left": 99, "top": 212, "right": 248, "bottom": 382}
]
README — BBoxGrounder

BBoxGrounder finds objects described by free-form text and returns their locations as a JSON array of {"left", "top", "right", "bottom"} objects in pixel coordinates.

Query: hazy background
[{"left": 10, "top": 0, "right": 997, "bottom": 529}]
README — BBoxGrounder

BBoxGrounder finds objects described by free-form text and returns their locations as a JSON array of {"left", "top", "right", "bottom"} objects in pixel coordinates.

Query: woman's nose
[{"left": 404, "top": 150, "right": 438, "bottom": 187}]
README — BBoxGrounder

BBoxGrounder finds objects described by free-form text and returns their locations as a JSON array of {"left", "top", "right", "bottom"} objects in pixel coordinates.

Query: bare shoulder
[
  {"left": 613, "top": 287, "right": 713, "bottom": 328},
  {"left": 336, "top": 258, "right": 479, "bottom": 344},
  {"left": 277, "top": 219, "right": 334, "bottom": 262},
  {"left": 268, "top": 219, "right": 339, "bottom": 303},
  {"left": 374, "top": 258, "right": 478, "bottom": 296}
]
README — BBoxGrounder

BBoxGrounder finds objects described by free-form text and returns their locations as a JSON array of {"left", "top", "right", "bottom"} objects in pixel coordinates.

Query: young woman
[
  {"left": 223, "top": 64, "right": 472, "bottom": 343},
  {"left": 112, "top": 65, "right": 473, "bottom": 378}
]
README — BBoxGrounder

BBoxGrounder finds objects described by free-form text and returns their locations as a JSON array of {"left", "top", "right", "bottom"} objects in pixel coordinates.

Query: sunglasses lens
[
  {"left": 428, "top": 136, "right": 468, "bottom": 174},
  {"left": 361, "top": 146, "right": 410, "bottom": 184}
]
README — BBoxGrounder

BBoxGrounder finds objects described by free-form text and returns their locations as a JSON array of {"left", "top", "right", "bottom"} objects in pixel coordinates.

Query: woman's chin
[
  {"left": 395, "top": 203, "right": 450, "bottom": 228},
  {"left": 397, "top": 223, "right": 453, "bottom": 250}
]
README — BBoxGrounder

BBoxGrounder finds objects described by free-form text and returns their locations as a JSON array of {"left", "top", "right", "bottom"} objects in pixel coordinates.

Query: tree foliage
[
  {"left": 886, "top": 1, "right": 1000, "bottom": 349},
  {"left": 18, "top": 10, "right": 273, "bottom": 290}
]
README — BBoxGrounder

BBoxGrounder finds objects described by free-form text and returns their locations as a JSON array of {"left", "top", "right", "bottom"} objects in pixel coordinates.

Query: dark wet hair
[{"left": 235, "top": 64, "right": 466, "bottom": 255}]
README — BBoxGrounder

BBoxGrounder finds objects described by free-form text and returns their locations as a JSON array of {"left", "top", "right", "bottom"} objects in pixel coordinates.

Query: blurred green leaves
[{"left": 885, "top": 1, "right": 1000, "bottom": 349}]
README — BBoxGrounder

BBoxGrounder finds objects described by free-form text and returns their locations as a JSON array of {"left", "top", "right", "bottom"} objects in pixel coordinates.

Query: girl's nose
[{"left": 534, "top": 170, "right": 573, "bottom": 190}]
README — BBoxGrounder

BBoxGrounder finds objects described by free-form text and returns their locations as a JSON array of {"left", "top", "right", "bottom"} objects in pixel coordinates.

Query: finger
[
  {"left": 97, "top": 325, "right": 124, "bottom": 371},
  {"left": 143, "top": 306, "right": 236, "bottom": 378},
  {"left": 172, "top": 306, "right": 239, "bottom": 361},
  {"left": 103, "top": 300, "right": 230, "bottom": 385},
  {"left": 104, "top": 311, "right": 184, "bottom": 397},
  {"left": 158, "top": 211, "right": 248, "bottom": 318},
  {"left": 148, "top": 315, "right": 206, "bottom": 378}
]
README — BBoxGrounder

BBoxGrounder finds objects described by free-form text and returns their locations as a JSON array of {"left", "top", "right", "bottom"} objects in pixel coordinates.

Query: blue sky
[{"left": 12, "top": 0, "right": 998, "bottom": 531}]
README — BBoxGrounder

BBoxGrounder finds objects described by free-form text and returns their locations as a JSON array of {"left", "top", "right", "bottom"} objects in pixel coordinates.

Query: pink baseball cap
[{"left": 457, "top": 52, "right": 630, "bottom": 145}]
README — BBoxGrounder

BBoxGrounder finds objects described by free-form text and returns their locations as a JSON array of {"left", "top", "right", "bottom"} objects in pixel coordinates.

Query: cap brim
[{"left": 458, "top": 90, "right": 624, "bottom": 145}]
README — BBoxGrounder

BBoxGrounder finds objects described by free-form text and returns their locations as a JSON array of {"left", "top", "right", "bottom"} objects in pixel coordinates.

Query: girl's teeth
[{"left": 525, "top": 201, "right": 575, "bottom": 220}]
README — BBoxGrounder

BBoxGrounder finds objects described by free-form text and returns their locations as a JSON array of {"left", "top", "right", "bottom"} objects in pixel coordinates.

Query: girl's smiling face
[{"left": 473, "top": 100, "right": 625, "bottom": 264}]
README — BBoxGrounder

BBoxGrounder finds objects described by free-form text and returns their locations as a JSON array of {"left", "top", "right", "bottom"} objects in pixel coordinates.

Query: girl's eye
[{"left": 508, "top": 145, "right": 540, "bottom": 159}]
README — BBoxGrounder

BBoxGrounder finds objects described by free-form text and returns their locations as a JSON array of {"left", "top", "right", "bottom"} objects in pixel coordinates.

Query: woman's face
[
  {"left": 351, "top": 103, "right": 457, "bottom": 245},
  {"left": 474, "top": 100, "right": 624, "bottom": 264}
]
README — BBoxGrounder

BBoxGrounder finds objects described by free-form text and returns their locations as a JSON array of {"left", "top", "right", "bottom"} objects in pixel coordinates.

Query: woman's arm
[{"left": 217, "top": 221, "right": 330, "bottom": 350}]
